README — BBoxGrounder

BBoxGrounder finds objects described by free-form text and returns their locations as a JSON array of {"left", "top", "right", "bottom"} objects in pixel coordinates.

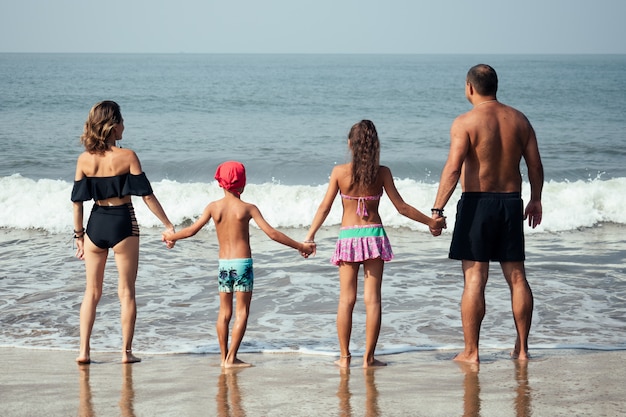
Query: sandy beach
[{"left": 0, "top": 347, "right": 623, "bottom": 416}]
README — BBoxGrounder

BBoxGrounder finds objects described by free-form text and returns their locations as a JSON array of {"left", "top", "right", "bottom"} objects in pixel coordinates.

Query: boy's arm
[
  {"left": 249, "top": 204, "right": 315, "bottom": 256},
  {"left": 162, "top": 203, "right": 213, "bottom": 245}
]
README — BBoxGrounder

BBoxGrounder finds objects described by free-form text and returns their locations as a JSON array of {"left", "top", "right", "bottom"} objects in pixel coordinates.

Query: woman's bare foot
[
  {"left": 122, "top": 350, "right": 141, "bottom": 364},
  {"left": 76, "top": 355, "right": 91, "bottom": 365},
  {"left": 334, "top": 353, "right": 351, "bottom": 368},
  {"left": 223, "top": 358, "right": 252, "bottom": 369},
  {"left": 363, "top": 358, "right": 387, "bottom": 368}
]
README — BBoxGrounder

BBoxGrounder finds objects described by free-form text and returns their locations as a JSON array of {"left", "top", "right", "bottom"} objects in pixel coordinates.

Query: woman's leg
[
  {"left": 113, "top": 236, "right": 140, "bottom": 363},
  {"left": 362, "top": 258, "right": 386, "bottom": 368},
  {"left": 336, "top": 262, "right": 359, "bottom": 367},
  {"left": 77, "top": 236, "right": 108, "bottom": 364}
]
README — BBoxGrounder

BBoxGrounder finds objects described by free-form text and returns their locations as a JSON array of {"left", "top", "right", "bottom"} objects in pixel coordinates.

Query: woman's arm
[{"left": 73, "top": 201, "right": 85, "bottom": 259}]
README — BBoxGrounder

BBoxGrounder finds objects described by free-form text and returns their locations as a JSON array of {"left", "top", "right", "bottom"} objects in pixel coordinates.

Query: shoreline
[{"left": 1, "top": 347, "right": 624, "bottom": 416}]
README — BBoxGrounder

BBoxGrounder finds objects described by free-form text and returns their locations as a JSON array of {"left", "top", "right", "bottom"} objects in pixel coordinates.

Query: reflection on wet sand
[
  {"left": 77, "top": 364, "right": 137, "bottom": 417},
  {"left": 119, "top": 364, "right": 136, "bottom": 417},
  {"left": 514, "top": 361, "right": 532, "bottom": 417},
  {"left": 458, "top": 362, "right": 481, "bottom": 417},
  {"left": 78, "top": 365, "right": 94, "bottom": 417},
  {"left": 364, "top": 368, "right": 381, "bottom": 417},
  {"left": 336, "top": 368, "right": 352, "bottom": 416},
  {"left": 336, "top": 367, "right": 381, "bottom": 417},
  {"left": 216, "top": 367, "right": 246, "bottom": 417},
  {"left": 458, "top": 360, "right": 533, "bottom": 417}
]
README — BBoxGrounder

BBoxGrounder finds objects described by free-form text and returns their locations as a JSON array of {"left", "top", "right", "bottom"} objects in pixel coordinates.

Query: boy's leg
[
  {"left": 224, "top": 290, "right": 253, "bottom": 368},
  {"left": 217, "top": 292, "right": 234, "bottom": 366}
]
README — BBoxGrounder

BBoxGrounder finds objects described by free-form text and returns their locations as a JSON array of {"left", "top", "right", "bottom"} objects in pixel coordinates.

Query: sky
[{"left": 1, "top": 0, "right": 625, "bottom": 54}]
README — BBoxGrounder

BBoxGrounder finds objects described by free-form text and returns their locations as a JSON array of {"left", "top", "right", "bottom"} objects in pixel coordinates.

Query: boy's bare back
[{"left": 209, "top": 193, "right": 255, "bottom": 259}]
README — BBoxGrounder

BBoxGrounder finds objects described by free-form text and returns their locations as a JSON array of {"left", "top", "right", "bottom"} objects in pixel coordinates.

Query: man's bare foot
[
  {"left": 76, "top": 356, "right": 91, "bottom": 365},
  {"left": 363, "top": 358, "right": 387, "bottom": 368},
  {"left": 223, "top": 358, "right": 252, "bottom": 369},
  {"left": 334, "top": 353, "right": 351, "bottom": 368},
  {"left": 122, "top": 350, "right": 141, "bottom": 364},
  {"left": 453, "top": 352, "right": 479, "bottom": 364},
  {"left": 510, "top": 350, "right": 531, "bottom": 361}
]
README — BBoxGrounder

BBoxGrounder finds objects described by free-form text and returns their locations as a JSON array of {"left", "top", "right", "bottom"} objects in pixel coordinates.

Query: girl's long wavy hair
[
  {"left": 348, "top": 120, "right": 380, "bottom": 188},
  {"left": 80, "top": 100, "right": 122, "bottom": 154}
]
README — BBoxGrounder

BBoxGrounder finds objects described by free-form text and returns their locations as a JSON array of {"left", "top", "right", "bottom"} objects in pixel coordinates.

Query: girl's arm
[
  {"left": 305, "top": 167, "right": 340, "bottom": 244},
  {"left": 381, "top": 167, "right": 446, "bottom": 230}
]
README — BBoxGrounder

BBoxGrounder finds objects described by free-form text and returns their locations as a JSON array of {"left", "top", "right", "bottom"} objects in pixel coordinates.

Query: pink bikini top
[{"left": 340, "top": 192, "right": 383, "bottom": 217}]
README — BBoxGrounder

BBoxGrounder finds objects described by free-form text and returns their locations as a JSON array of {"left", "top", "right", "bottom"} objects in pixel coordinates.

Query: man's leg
[
  {"left": 454, "top": 260, "right": 489, "bottom": 363},
  {"left": 501, "top": 261, "right": 533, "bottom": 360}
]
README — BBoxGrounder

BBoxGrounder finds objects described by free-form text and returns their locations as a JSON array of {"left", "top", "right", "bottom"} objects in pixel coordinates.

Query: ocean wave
[{"left": 2, "top": 174, "right": 625, "bottom": 233}]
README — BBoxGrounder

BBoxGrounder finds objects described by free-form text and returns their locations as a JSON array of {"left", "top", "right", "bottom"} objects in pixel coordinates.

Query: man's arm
[
  {"left": 431, "top": 118, "right": 470, "bottom": 235},
  {"left": 522, "top": 126, "right": 544, "bottom": 228}
]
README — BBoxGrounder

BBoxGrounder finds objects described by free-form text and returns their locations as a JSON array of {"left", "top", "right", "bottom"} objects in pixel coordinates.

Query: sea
[{"left": 1, "top": 53, "right": 625, "bottom": 358}]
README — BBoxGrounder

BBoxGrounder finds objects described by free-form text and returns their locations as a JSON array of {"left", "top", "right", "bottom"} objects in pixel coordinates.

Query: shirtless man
[{"left": 430, "top": 64, "right": 544, "bottom": 363}]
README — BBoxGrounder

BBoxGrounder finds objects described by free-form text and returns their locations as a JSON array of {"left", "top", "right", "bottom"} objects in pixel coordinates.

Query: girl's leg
[
  {"left": 362, "top": 258, "right": 386, "bottom": 368},
  {"left": 336, "top": 262, "right": 359, "bottom": 368},
  {"left": 77, "top": 236, "right": 108, "bottom": 364},
  {"left": 224, "top": 291, "right": 253, "bottom": 368},
  {"left": 217, "top": 292, "right": 234, "bottom": 365},
  {"left": 112, "top": 236, "right": 140, "bottom": 363}
]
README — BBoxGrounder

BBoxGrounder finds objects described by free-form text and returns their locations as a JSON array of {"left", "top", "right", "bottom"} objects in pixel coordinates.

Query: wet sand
[{"left": 0, "top": 347, "right": 623, "bottom": 416}]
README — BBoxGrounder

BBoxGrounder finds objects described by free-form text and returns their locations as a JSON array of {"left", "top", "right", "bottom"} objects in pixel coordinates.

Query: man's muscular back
[{"left": 454, "top": 101, "right": 534, "bottom": 193}]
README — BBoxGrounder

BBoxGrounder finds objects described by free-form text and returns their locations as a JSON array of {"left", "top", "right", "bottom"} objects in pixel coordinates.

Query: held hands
[
  {"left": 300, "top": 240, "right": 316, "bottom": 258},
  {"left": 429, "top": 212, "right": 447, "bottom": 237},
  {"left": 162, "top": 228, "right": 176, "bottom": 249}
]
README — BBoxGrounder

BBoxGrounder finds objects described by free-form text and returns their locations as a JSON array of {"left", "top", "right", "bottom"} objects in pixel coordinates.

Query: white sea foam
[{"left": 2, "top": 174, "right": 625, "bottom": 233}]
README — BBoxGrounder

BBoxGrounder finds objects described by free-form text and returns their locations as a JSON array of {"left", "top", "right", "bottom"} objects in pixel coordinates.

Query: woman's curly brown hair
[
  {"left": 348, "top": 120, "right": 380, "bottom": 188},
  {"left": 80, "top": 100, "right": 122, "bottom": 154}
]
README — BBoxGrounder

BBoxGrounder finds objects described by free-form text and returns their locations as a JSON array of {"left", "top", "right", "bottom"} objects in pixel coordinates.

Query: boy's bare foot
[
  {"left": 334, "top": 353, "right": 351, "bottom": 368},
  {"left": 223, "top": 358, "right": 252, "bottom": 368},
  {"left": 453, "top": 352, "right": 480, "bottom": 364},
  {"left": 363, "top": 358, "right": 387, "bottom": 368},
  {"left": 122, "top": 350, "right": 141, "bottom": 364}
]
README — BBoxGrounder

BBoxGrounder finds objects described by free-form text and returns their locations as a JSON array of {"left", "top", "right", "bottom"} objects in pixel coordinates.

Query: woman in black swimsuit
[{"left": 71, "top": 101, "right": 175, "bottom": 364}]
